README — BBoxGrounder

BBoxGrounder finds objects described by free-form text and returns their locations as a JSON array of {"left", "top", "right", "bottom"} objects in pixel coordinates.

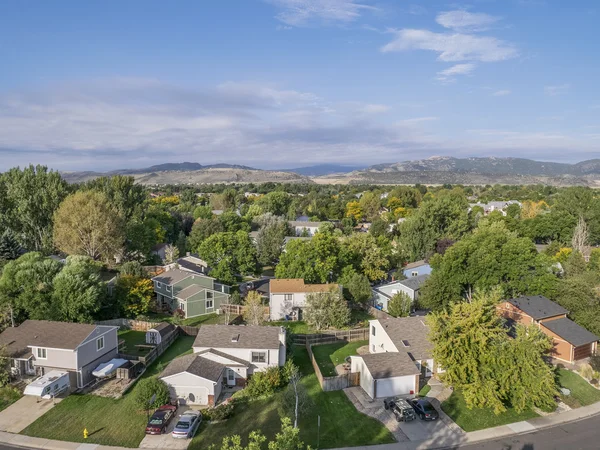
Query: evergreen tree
[{"left": 0, "top": 230, "right": 21, "bottom": 261}]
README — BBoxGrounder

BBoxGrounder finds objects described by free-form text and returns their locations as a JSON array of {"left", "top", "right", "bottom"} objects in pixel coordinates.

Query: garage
[
  {"left": 169, "top": 385, "right": 209, "bottom": 405},
  {"left": 351, "top": 352, "right": 420, "bottom": 399}
]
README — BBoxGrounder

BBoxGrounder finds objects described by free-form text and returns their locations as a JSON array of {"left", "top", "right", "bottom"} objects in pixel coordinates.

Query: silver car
[{"left": 171, "top": 410, "right": 202, "bottom": 439}]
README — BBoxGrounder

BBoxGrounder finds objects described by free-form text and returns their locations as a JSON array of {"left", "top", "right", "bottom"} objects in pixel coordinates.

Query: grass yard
[
  {"left": 558, "top": 369, "right": 600, "bottom": 408},
  {"left": 118, "top": 330, "right": 150, "bottom": 357},
  {"left": 419, "top": 384, "right": 431, "bottom": 397},
  {"left": 0, "top": 386, "right": 22, "bottom": 412},
  {"left": 21, "top": 335, "right": 195, "bottom": 448},
  {"left": 312, "top": 340, "right": 368, "bottom": 377},
  {"left": 269, "top": 320, "right": 315, "bottom": 335},
  {"left": 441, "top": 390, "right": 539, "bottom": 432},
  {"left": 181, "top": 313, "right": 226, "bottom": 327},
  {"left": 190, "top": 346, "right": 394, "bottom": 449}
]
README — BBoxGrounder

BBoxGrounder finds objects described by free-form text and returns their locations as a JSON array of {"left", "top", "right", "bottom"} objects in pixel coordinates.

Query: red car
[{"left": 145, "top": 404, "right": 178, "bottom": 435}]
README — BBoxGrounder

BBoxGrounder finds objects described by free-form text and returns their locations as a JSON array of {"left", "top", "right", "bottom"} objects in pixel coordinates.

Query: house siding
[
  {"left": 185, "top": 290, "right": 229, "bottom": 318},
  {"left": 402, "top": 265, "right": 431, "bottom": 278},
  {"left": 539, "top": 324, "right": 575, "bottom": 362},
  {"left": 192, "top": 346, "right": 282, "bottom": 374},
  {"left": 172, "top": 275, "right": 214, "bottom": 297},
  {"left": 369, "top": 320, "right": 400, "bottom": 354},
  {"left": 32, "top": 348, "right": 77, "bottom": 371},
  {"left": 269, "top": 292, "right": 308, "bottom": 320},
  {"left": 77, "top": 329, "right": 118, "bottom": 369},
  {"left": 161, "top": 372, "right": 217, "bottom": 405}
]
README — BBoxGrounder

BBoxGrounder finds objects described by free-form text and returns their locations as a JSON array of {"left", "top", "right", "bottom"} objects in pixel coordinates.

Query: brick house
[{"left": 498, "top": 295, "right": 598, "bottom": 363}]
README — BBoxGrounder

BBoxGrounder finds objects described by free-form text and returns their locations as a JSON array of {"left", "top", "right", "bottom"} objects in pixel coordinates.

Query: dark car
[
  {"left": 383, "top": 397, "right": 416, "bottom": 422},
  {"left": 410, "top": 398, "right": 439, "bottom": 420},
  {"left": 145, "top": 404, "right": 178, "bottom": 434}
]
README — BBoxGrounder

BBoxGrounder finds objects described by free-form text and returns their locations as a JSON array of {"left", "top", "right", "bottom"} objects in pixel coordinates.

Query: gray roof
[
  {"left": 360, "top": 352, "right": 420, "bottom": 379},
  {"left": 176, "top": 256, "right": 208, "bottom": 274},
  {"left": 507, "top": 296, "right": 568, "bottom": 320},
  {"left": 193, "top": 325, "right": 282, "bottom": 350},
  {"left": 150, "top": 322, "right": 176, "bottom": 337},
  {"left": 542, "top": 318, "right": 599, "bottom": 347},
  {"left": 160, "top": 353, "right": 225, "bottom": 382},
  {"left": 195, "top": 348, "right": 250, "bottom": 367},
  {"left": 403, "top": 260, "right": 429, "bottom": 270},
  {"left": 289, "top": 221, "right": 324, "bottom": 228},
  {"left": 152, "top": 268, "right": 193, "bottom": 285},
  {"left": 176, "top": 284, "right": 205, "bottom": 300},
  {"left": 0, "top": 320, "right": 111, "bottom": 356},
  {"left": 377, "top": 317, "right": 432, "bottom": 360},
  {"left": 397, "top": 274, "right": 430, "bottom": 291}
]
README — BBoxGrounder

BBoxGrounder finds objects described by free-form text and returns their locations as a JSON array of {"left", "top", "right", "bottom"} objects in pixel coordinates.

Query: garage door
[
  {"left": 574, "top": 343, "right": 593, "bottom": 361},
  {"left": 375, "top": 376, "right": 416, "bottom": 398},
  {"left": 171, "top": 386, "right": 209, "bottom": 405}
]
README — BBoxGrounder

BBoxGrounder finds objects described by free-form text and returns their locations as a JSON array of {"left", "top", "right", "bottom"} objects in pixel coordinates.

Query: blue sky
[{"left": 0, "top": 0, "right": 599, "bottom": 171}]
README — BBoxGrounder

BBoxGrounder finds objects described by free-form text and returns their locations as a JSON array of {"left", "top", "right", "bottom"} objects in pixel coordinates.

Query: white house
[
  {"left": 402, "top": 260, "right": 431, "bottom": 278},
  {"left": 351, "top": 317, "right": 436, "bottom": 399},
  {"left": 468, "top": 200, "right": 521, "bottom": 216},
  {"left": 288, "top": 221, "right": 324, "bottom": 237},
  {"left": 160, "top": 325, "right": 286, "bottom": 406},
  {"left": 372, "top": 274, "right": 429, "bottom": 312},
  {"left": 269, "top": 279, "right": 340, "bottom": 321}
]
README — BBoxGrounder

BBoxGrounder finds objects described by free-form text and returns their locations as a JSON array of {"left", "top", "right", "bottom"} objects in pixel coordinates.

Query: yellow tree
[{"left": 345, "top": 201, "right": 363, "bottom": 221}]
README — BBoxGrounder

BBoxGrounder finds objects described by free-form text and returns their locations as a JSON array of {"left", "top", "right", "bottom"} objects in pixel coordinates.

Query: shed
[{"left": 146, "top": 322, "right": 176, "bottom": 345}]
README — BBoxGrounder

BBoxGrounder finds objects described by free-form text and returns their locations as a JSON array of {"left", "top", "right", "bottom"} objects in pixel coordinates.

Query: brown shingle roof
[
  {"left": 403, "top": 260, "right": 428, "bottom": 270},
  {"left": 152, "top": 268, "right": 194, "bottom": 285},
  {"left": 0, "top": 320, "right": 101, "bottom": 355},
  {"left": 376, "top": 317, "right": 432, "bottom": 361},
  {"left": 360, "top": 352, "right": 420, "bottom": 379},
  {"left": 160, "top": 354, "right": 225, "bottom": 382},
  {"left": 269, "top": 279, "right": 339, "bottom": 294},
  {"left": 150, "top": 322, "right": 176, "bottom": 337},
  {"left": 193, "top": 325, "right": 282, "bottom": 350}
]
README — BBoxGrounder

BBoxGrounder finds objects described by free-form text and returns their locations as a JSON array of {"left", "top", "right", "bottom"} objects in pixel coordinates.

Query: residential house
[
  {"left": 372, "top": 274, "right": 429, "bottom": 312},
  {"left": 0, "top": 320, "right": 118, "bottom": 389},
  {"left": 351, "top": 317, "right": 435, "bottom": 399},
  {"left": 269, "top": 279, "right": 341, "bottom": 320},
  {"left": 160, "top": 325, "right": 286, "bottom": 405},
  {"left": 240, "top": 278, "right": 271, "bottom": 299},
  {"left": 152, "top": 268, "right": 230, "bottom": 319},
  {"left": 469, "top": 200, "right": 521, "bottom": 216},
  {"left": 289, "top": 221, "right": 324, "bottom": 237},
  {"left": 165, "top": 254, "right": 210, "bottom": 276},
  {"left": 497, "top": 295, "right": 599, "bottom": 363},
  {"left": 402, "top": 260, "right": 431, "bottom": 278}
]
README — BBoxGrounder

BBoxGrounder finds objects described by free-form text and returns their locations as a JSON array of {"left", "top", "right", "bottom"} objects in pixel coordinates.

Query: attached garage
[
  {"left": 168, "top": 383, "right": 209, "bottom": 405},
  {"left": 541, "top": 318, "right": 599, "bottom": 363},
  {"left": 351, "top": 352, "right": 420, "bottom": 399}
]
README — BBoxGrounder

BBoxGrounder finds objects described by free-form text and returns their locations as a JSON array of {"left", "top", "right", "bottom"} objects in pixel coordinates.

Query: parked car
[
  {"left": 383, "top": 397, "right": 416, "bottom": 422},
  {"left": 410, "top": 398, "right": 439, "bottom": 421},
  {"left": 172, "top": 410, "right": 202, "bottom": 439},
  {"left": 145, "top": 404, "right": 178, "bottom": 434}
]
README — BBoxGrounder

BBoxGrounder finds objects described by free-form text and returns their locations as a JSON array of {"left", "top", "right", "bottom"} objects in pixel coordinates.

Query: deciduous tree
[
  {"left": 387, "top": 291, "right": 412, "bottom": 317},
  {"left": 304, "top": 287, "right": 350, "bottom": 330},
  {"left": 198, "top": 231, "right": 257, "bottom": 284},
  {"left": 243, "top": 291, "right": 265, "bottom": 326}
]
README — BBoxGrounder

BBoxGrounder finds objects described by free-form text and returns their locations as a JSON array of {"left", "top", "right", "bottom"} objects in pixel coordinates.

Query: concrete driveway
[
  {"left": 396, "top": 414, "right": 449, "bottom": 441},
  {"left": 0, "top": 395, "right": 62, "bottom": 433},
  {"left": 139, "top": 406, "right": 194, "bottom": 449}
]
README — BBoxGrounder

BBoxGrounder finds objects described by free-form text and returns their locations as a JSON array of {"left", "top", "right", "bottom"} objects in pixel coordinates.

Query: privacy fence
[
  {"left": 292, "top": 327, "right": 369, "bottom": 346},
  {"left": 306, "top": 342, "right": 360, "bottom": 392}
]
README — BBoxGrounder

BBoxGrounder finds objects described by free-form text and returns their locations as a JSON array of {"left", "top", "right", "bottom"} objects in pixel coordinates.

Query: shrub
[
  {"left": 172, "top": 308, "right": 185, "bottom": 325},
  {"left": 134, "top": 378, "right": 171, "bottom": 411},
  {"left": 245, "top": 366, "right": 286, "bottom": 398},
  {"left": 589, "top": 354, "right": 600, "bottom": 372},
  {"left": 204, "top": 400, "right": 235, "bottom": 421},
  {"left": 591, "top": 379, "right": 599, "bottom": 386},
  {"left": 579, "top": 364, "right": 594, "bottom": 380}
]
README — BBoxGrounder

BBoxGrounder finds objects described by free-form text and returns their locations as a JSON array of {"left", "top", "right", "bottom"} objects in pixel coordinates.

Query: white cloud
[
  {"left": 436, "top": 10, "right": 501, "bottom": 32},
  {"left": 267, "top": 0, "right": 376, "bottom": 26},
  {"left": 492, "top": 89, "right": 511, "bottom": 96},
  {"left": 381, "top": 29, "right": 518, "bottom": 62},
  {"left": 544, "top": 84, "right": 570, "bottom": 96},
  {"left": 436, "top": 63, "right": 476, "bottom": 82}
]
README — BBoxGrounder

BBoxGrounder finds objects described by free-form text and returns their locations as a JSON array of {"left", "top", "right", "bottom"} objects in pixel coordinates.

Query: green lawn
[
  {"left": 312, "top": 340, "right": 367, "bottom": 377},
  {"left": 558, "top": 369, "right": 600, "bottom": 408},
  {"left": 419, "top": 384, "right": 431, "bottom": 397},
  {"left": 181, "top": 313, "right": 226, "bottom": 327},
  {"left": 269, "top": 321, "right": 315, "bottom": 335},
  {"left": 190, "top": 346, "right": 394, "bottom": 449},
  {"left": 21, "top": 335, "right": 195, "bottom": 448},
  {"left": 441, "top": 390, "right": 539, "bottom": 432},
  {"left": 118, "top": 330, "right": 151, "bottom": 357},
  {"left": 0, "top": 387, "right": 22, "bottom": 412}
]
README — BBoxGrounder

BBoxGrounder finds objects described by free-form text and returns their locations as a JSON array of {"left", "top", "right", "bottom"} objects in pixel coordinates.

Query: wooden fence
[
  {"left": 306, "top": 343, "right": 360, "bottom": 392},
  {"left": 96, "top": 318, "right": 160, "bottom": 331},
  {"left": 292, "top": 327, "right": 369, "bottom": 346},
  {"left": 220, "top": 303, "right": 270, "bottom": 317},
  {"left": 137, "top": 327, "right": 180, "bottom": 366}
]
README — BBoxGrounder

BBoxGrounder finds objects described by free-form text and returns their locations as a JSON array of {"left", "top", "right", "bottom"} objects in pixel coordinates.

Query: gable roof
[
  {"left": 375, "top": 317, "right": 432, "bottom": 360},
  {"left": 152, "top": 268, "right": 193, "bottom": 285},
  {"left": 397, "top": 274, "right": 429, "bottom": 291},
  {"left": 359, "top": 352, "right": 420, "bottom": 379},
  {"left": 289, "top": 221, "right": 324, "bottom": 228},
  {"left": 195, "top": 348, "right": 250, "bottom": 367},
  {"left": 159, "top": 353, "right": 225, "bottom": 382},
  {"left": 176, "top": 256, "right": 209, "bottom": 275},
  {"left": 176, "top": 284, "right": 205, "bottom": 300},
  {"left": 507, "top": 295, "right": 568, "bottom": 320},
  {"left": 541, "top": 318, "right": 599, "bottom": 347},
  {"left": 270, "top": 279, "right": 338, "bottom": 294},
  {"left": 403, "top": 260, "right": 429, "bottom": 270},
  {"left": 149, "top": 322, "right": 176, "bottom": 337},
  {"left": 0, "top": 320, "right": 108, "bottom": 356},
  {"left": 193, "top": 325, "right": 282, "bottom": 350}
]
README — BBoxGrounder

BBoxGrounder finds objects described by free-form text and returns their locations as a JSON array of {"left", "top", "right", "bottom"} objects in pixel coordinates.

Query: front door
[{"left": 227, "top": 369, "right": 235, "bottom": 386}]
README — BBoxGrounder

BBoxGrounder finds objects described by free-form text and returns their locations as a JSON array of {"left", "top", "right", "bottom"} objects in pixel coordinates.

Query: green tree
[
  {"left": 256, "top": 191, "right": 291, "bottom": 216},
  {"left": 134, "top": 378, "right": 170, "bottom": 411},
  {"left": 83, "top": 175, "right": 146, "bottom": 221},
  {"left": 340, "top": 269, "right": 372, "bottom": 305},
  {"left": 564, "top": 250, "right": 587, "bottom": 278},
  {"left": 387, "top": 291, "right": 412, "bottom": 317},
  {"left": 304, "top": 287, "right": 350, "bottom": 330},
  {"left": 53, "top": 191, "right": 125, "bottom": 261},
  {"left": 188, "top": 218, "right": 224, "bottom": 251},
  {"left": 198, "top": 231, "right": 257, "bottom": 284},
  {"left": 125, "top": 217, "right": 163, "bottom": 262},
  {"left": 358, "top": 192, "right": 381, "bottom": 222},
  {"left": 115, "top": 275, "right": 154, "bottom": 318},
  {"left": 555, "top": 272, "right": 600, "bottom": 336},
  {"left": 242, "top": 291, "right": 265, "bottom": 326},
  {"left": 342, "top": 233, "right": 390, "bottom": 282},
  {"left": 0, "top": 165, "right": 69, "bottom": 252},
  {"left": 0, "top": 229, "right": 21, "bottom": 262},
  {"left": 0, "top": 252, "right": 62, "bottom": 323},
  {"left": 52, "top": 256, "right": 104, "bottom": 323},
  {"left": 120, "top": 261, "right": 146, "bottom": 277},
  {"left": 193, "top": 205, "right": 213, "bottom": 220},
  {"left": 256, "top": 219, "right": 288, "bottom": 266}
]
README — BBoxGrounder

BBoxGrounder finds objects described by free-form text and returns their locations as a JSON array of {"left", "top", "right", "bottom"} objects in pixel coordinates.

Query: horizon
[{"left": 1, "top": 1, "right": 599, "bottom": 171}]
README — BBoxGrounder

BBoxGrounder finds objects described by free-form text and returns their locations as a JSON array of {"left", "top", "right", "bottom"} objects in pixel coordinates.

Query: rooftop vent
[
  {"left": 402, "top": 340, "right": 410, "bottom": 347},
  {"left": 231, "top": 334, "right": 240, "bottom": 343}
]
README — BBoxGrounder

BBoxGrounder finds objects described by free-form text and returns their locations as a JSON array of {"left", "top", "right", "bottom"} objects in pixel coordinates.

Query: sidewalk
[{"left": 0, "top": 431, "right": 163, "bottom": 450}]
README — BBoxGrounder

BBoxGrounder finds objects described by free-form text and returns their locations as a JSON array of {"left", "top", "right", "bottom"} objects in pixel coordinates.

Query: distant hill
[{"left": 282, "top": 164, "right": 365, "bottom": 176}]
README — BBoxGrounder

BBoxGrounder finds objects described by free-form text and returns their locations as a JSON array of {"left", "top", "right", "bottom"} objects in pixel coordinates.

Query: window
[
  {"left": 284, "top": 294, "right": 293, "bottom": 302},
  {"left": 36, "top": 348, "right": 47, "bottom": 359},
  {"left": 207, "top": 291, "right": 213, "bottom": 299},
  {"left": 206, "top": 299, "right": 214, "bottom": 309},
  {"left": 228, "top": 369, "right": 235, "bottom": 381},
  {"left": 251, "top": 352, "right": 266, "bottom": 363},
  {"left": 156, "top": 282, "right": 162, "bottom": 289},
  {"left": 97, "top": 336, "right": 104, "bottom": 351},
  {"left": 371, "top": 325, "right": 376, "bottom": 336},
  {"left": 166, "top": 285, "right": 171, "bottom": 292},
  {"left": 411, "top": 271, "right": 418, "bottom": 277},
  {"left": 372, "top": 344, "right": 375, "bottom": 353}
]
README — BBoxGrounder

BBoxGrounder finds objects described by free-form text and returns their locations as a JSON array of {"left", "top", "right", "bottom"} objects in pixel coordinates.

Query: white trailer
[{"left": 24, "top": 371, "right": 70, "bottom": 399}]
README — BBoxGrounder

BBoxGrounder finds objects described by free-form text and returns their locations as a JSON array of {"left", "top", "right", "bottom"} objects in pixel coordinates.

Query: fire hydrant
[{"left": 83, "top": 428, "right": 88, "bottom": 439}]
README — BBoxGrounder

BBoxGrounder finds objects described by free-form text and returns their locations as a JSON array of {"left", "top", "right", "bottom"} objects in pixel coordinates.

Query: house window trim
[
  {"left": 166, "top": 285, "right": 171, "bottom": 292},
  {"left": 206, "top": 299, "right": 214, "bottom": 309},
  {"left": 96, "top": 336, "right": 105, "bottom": 352},
  {"left": 251, "top": 351, "right": 267, "bottom": 364},
  {"left": 371, "top": 325, "right": 376, "bottom": 336},
  {"left": 36, "top": 348, "right": 47, "bottom": 360},
  {"left": 156, "top": 281, "right": 162, "bottom": 289},
  {"left": 284, "top": 294, "right": 293, "bottom": 302},
  {"left": 411, "top": 271, "right": 418, "bottom": 277}
]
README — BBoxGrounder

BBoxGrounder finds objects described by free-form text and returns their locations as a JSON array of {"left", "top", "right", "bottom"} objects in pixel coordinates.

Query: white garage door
[
  {"left": 375, "top": 376, "right": 416, "bottom": 398},
  {"left": 171, "top": 386, "right": 209, "bottom": 405}
]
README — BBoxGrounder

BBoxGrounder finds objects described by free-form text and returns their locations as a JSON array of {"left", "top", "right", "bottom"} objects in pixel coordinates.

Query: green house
[{"left": 152, "top": 268, "right": 231, "bottom": 319}]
